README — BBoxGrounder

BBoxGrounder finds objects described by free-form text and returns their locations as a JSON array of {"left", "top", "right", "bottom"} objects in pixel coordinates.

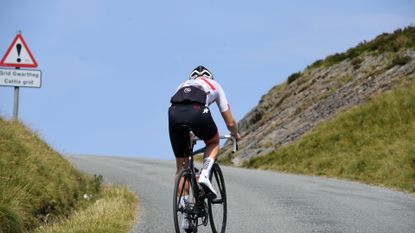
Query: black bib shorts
[{"left": 168, "top": 104, "right": 218, "bottom": 158}]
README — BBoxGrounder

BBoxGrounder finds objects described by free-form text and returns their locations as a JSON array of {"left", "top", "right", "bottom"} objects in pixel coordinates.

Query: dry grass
[{"left": 34, "top": 186, "right": 138, "bottom": 233}]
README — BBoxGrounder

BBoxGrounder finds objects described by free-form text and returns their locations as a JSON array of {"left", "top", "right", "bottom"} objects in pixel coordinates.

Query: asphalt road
[{"left": 67, "top": 155, "right": 415, "bottom": 233}]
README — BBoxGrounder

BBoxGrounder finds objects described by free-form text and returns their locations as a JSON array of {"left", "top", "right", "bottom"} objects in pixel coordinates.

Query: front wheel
[{"left": 208, "top": 163, "right": 227, "bottom": 233}]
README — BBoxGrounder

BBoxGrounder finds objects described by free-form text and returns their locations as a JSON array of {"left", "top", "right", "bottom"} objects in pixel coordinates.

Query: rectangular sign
[{"left": 0, "top": 68, "right": 41, "bottom": 88}]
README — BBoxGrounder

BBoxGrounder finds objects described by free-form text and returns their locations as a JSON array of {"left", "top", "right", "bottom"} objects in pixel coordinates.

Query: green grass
[
  {"left": 0, "top": 205, "right": 24, "bottom": 233},
  {"left": 0, "top": 119, "right": 92, "bottom": 231},
  {"left": 0, "top": 119, "right": 138, "bottom": 232},
  {"left": 34, "top": 186, "right": 137, "bottom": 233},
  {"left": 243, "top": 79, "right": 415, "bottom": 192}
]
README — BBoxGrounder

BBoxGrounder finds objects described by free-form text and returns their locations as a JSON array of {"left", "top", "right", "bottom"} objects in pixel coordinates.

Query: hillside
[
  {"left": 0, "top": 119, "right": 94, "bottom": 231},
  {"left": 245, "top": 80, "right": 415, "bottom": 192},
  {"left": 220, "top": 26, "right": 415, "bottom": 192},
  {"left": 221, "top": 26, "right": 415, "bottom": 166},
  {"left": 0, "top": 119, "right": 137, "bottom": 232}
]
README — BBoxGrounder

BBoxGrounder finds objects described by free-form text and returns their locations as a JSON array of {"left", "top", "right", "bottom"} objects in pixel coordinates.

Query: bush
[
  {"left": 392, "top": 55, "right": 412, "bottom": 66},
  {"left": 326, "top": 53, "right": 348, "bottom": 65},
  {"left": 309, "top": 59, "right": 323, "bottom": 68},
  {"left": 287, "top": 72, "right": 301, "bottom": 84},
  {"left": 351, "top": 57, "right": 364, "bottom": 69}
]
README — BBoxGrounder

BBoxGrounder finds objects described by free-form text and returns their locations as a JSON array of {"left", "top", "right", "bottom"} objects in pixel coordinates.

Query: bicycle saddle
[{"left": 177, "top": 124, "right": 192, "bottom": 133}]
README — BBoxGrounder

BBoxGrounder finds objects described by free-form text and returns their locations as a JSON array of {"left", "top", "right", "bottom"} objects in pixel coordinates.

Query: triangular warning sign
[{"left": 0, "top": 34, "right": 38, "bottom": 68}]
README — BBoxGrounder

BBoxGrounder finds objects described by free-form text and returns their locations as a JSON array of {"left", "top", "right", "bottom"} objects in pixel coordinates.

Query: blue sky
[{"left": 0, "top": 0, "right": 414, "bottom": 159}]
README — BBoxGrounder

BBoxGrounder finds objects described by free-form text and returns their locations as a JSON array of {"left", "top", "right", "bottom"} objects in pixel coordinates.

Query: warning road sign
[{"left": 0, "top": 33, "right": 38, "bottom": 68}]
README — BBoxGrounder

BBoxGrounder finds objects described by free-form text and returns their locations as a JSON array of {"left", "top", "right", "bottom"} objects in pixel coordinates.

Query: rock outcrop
[{"left": 222, "top": 27, "right": 415, "bottom": 165}]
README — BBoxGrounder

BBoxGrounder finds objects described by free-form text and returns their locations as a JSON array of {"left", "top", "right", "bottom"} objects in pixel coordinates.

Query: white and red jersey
[{"left": 174, "top": 77, "right": 229, "bottom": 113}]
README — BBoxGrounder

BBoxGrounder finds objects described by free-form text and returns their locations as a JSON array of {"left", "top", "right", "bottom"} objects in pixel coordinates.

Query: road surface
[{"left": 67, "top": 155, "right": 415, "bottom": 233}]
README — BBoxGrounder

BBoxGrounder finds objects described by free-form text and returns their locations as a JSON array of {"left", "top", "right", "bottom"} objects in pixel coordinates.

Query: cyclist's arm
[
  {"left": 213, "top": 81, "right": 240, "bottom": 140},
  {"left": 221, "top": 107, "right": 241, "bottom": 141}
]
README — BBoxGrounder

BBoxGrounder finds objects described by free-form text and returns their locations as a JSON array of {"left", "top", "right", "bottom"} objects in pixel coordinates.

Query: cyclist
[{"left": 169, "top": 65, "right": 241, "bottom": 197}]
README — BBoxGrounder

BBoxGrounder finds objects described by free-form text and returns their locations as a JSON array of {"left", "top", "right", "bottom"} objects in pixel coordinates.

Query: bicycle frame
[
  {"left": 174, "top": 128, "right": 237, "bottom": 233},
  {"left": 181, "top": 132, "right": 237, "bottom": 199}
]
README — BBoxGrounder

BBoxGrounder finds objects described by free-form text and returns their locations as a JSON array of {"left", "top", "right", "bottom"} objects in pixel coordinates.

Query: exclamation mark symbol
[{"left": 16, "top": 43, "right": 22, "bottom": 63}]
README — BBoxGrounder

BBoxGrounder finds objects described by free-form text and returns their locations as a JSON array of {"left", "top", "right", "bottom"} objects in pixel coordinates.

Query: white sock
[
  {"left": 201, "top": 157, "right": 214, "bottom": 177},
  {"left": 180, "top": 195, "right": 189, "bottom": 207}
]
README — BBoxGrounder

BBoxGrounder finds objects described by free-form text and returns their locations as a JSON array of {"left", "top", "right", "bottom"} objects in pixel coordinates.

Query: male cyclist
[{"left": 169, "top": 65, "right": 240, "bottom": 197}]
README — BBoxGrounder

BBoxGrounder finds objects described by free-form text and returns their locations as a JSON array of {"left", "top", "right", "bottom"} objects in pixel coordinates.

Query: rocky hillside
[{"left": 222, "top": 26, "right": 415, "bottom": 165}]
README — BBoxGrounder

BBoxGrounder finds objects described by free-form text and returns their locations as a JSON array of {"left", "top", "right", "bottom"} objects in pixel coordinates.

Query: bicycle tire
[
  {"left": 173, "top": 169, "right": 198, "bottom": 233},
  {"left": 208, "top": 163, "right": 227, "bottom": 233}
]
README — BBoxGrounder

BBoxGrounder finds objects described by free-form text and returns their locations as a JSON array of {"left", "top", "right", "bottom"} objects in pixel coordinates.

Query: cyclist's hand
[{"left": 232, "top": 132, "right": 241, "bottom": 141}]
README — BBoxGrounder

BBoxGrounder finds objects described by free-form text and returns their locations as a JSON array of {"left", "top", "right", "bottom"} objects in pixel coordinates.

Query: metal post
[
  {"left": 13, "top": 30, "right": 21, "bottom": 120},
  {"left": 13, "top": 86, "right": 20, "bottom": 119},
  {"left": 13, "top": 61, "right": 21, "bottom": 119}
]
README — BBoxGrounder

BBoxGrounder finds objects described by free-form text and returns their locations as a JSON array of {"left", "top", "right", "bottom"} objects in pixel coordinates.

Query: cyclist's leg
[
  {"left": 175, "top": 157, "right": 189, "bottom": 174},
  {"left": 204, "top": 132, "right": 220, "bottom": 160},
  {"left": 170, "top": 104, "right": 199, "bottom": 231},
  {"left": 169, "top": 105, "right": 192, "bottom": 197},
  {"left": 192, "top": 106, "right": 220, "bottom": 196},
  {"left": 191, "top": 105, "right": 219, "bottom": 159},
  {"left": 174, "top": 166, "right": 193, "bottom": 231},
  {"left": 175, "top": 157, "right": 190, "bottom": 196},
  {"left": 171, "top": 138, "right": 191, "bottom": 197},
  {"left": 175, "top": 157, "right": 190, "bottom": 195}
]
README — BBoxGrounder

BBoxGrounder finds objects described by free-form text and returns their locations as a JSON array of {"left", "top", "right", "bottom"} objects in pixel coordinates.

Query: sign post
[
  {"left": 14, "top": 85, "right": 19, "bottom": 118},
  {"left": 0, "top": 31, "right": 41, "bottom": 120}
]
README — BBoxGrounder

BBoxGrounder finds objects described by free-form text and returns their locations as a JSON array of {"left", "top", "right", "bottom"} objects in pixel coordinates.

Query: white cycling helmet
[{"left": 190, "top": 65, "right": 214, "bottom": 80}]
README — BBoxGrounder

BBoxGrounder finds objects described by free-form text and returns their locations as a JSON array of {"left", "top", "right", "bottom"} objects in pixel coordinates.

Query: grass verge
[
  {"left": 0, "top": 118, "right": 139, "bottom": 232},
  {"left": 243, "top": 79, "right": 415, "bottom": 193},
  {"left": 34, "top": 186, "right": 138, "bottom": 233}
]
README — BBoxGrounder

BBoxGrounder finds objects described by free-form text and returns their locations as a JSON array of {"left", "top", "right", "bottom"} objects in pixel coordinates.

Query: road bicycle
[{"left": 173, "top": 125, "right": 238, "bottom": 233}]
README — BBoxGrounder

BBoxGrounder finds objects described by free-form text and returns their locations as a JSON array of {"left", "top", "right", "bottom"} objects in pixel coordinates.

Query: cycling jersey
[{"left": 173, "top": 77, "right": 229, "bottom": 113}]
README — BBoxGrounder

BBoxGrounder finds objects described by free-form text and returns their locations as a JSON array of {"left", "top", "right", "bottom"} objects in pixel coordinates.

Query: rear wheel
[
  {"left": 208, "top": 164, "right": 227, "bottom": 233},
  {"left": 173, "top": 169, "right": 198, "bottom": 233}
]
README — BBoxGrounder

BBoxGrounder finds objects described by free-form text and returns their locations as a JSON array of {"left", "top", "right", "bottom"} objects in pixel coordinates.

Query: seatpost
[{"left": 182, "top": 131, "right": 196, "bottom": 169}]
